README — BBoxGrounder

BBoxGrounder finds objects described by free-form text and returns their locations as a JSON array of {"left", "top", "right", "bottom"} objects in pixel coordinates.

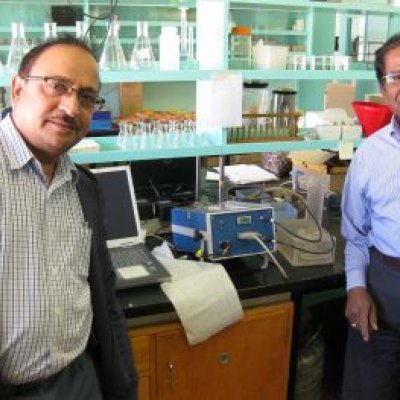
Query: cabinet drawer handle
[
  {"left": 218, "top": 352, "right": 231, "bottom": 365},
  {"left": 168, "top": 362, "right": 174, "bottom": 389}
]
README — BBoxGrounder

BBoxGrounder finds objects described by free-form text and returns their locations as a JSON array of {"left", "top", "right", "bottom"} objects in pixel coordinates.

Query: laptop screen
[{"left": 91, "top": 166, "right": 140, "bottom": 240}]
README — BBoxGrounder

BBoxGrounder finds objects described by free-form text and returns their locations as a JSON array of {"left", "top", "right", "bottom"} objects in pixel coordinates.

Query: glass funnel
[
  {"left": 130, "top": 21, "right": 155, "bottom": 70},
  {"left": 99, "top": 16, "right": 127, "bottom": 71},
  {"left": 7, "top": 22, "right": 30, "bottom": 72}
]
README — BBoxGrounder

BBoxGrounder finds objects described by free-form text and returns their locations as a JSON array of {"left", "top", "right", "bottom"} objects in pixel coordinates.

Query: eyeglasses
[
  {"left": 21, "top": 75, "right": 105, "bottom": 111},
  {"left": 381, "top": 72, "right": 400, "bottom": 85}
]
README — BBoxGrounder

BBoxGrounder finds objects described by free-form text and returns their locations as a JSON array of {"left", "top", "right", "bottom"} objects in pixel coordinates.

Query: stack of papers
[
  {"left": 157, "top": 256, "right": 243, "bottom": 345},
  {"left": 70, "top": 138, "right": 100, "bottom": 153},
  {"left": 206, "top": 164, "right": 278, "bottom": 184}
]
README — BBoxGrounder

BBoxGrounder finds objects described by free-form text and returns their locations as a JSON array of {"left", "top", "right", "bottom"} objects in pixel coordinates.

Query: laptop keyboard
[{"left": 110, "top": 246, "right": 155, "bottom": 270}]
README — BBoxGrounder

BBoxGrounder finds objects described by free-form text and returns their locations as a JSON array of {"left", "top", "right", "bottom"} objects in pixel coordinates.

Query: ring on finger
[{"left": 351, "top": 323, "right": 357, "bottom": 328}]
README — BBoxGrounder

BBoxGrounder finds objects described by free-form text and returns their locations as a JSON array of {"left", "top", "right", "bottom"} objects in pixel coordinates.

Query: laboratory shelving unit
[{"left": 0, "top": 0, "right": 398, "bottom": 163}]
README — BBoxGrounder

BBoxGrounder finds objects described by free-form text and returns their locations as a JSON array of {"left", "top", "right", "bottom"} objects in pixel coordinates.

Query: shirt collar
[
  {"left": 391, "top": 114, "right": 400, "bottom": 141},
  {"left": 0, "top": 114, "right": 78, "bottom": 184}
]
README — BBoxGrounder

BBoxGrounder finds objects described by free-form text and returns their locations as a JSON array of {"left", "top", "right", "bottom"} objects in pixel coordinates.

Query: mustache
[{"left": 47, "top": 113, "right": 82, "bottom": 131}]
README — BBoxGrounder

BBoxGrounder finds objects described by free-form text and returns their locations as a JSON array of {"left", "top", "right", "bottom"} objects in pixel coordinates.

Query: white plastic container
[
  {"left": 252, "top": 44, "right": 289, "bottom": 70},
  {"left": 341, "top": 125, "right": 362, "bottom": 141},
  {"left": 159, "top": 26, "right": 180, "bottom": 71},
  {"left": 315, "top": 125, "right": 342, "bottom": 140}
]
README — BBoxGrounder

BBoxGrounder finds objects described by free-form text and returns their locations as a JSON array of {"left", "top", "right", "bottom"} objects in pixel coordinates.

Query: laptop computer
[{"left": 91, "top": 165, "right": 171, "bottom": 289}]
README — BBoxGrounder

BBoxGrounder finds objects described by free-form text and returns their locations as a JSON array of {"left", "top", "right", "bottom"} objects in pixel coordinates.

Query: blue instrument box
[
  {"left": 171, "top": 204, "right": 275, "bottom": 260},
  {"left": 89, "top": 110, "right": 112, "bottom": 131}
]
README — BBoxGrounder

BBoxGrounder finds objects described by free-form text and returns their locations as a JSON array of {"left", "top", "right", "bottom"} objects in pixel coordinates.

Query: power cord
[
  {"left": 263, "top": 187, "right": 335, "bottom": 254},
  {"left": 238, "top": 232, "right": 288, "bottom": 279}
]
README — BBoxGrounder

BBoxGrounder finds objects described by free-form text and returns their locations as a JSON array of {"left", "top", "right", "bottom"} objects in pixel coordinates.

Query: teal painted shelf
[
  {"left": 0, "top": 69, "right": 374, "bottom": 85},
  {"left": 242, "top": 69, "right": 375, "bottom": 80},
  {"left": 223, "top": 138, "right": 362, "bottom": 154},
  {"left": 99, "top": 69, "right": 213, "bottom": 83},
  {"left": 252, "top": 29, "right": 308, "bottom": 36},
  {"left": 69, "top": 135, "right": 362, "bottom": 164},
  {"left": 3, "top": 0, "right": 195, "bottom": 5},
  {"left": 231, "top": 0, "right": 400, "bottom": 14},
  {"left": 69, "top": 132, "right": 225, "bottom": 163}
]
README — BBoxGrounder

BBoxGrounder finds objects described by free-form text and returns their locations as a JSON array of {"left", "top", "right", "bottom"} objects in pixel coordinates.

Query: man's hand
[{"left": 345, "top": 287, "right": 378, "bottom": 341}]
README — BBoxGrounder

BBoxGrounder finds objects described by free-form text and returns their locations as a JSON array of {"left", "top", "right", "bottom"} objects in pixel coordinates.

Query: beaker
[
  {"left": 99, "top": 16, "right": 127, "bottom": 71},
  {"left": 242, "top": 81, "right": 269, "bottom": 127},
  {"left": 130, "top": 21, "right": 155, "bottom": 70},
  {"left": 7, "top": 22, "right": 30, "bottom": 72},
  {"left": 271, "top": 89, "right": 297, "bottom": 130},
  {"left": 44, "top": 22, "right": 57, "bottom": 40}
]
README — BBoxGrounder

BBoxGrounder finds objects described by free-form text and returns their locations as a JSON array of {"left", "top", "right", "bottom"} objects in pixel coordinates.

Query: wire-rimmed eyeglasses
[
  {"left": 381, "top": 72, "right": 400, "bottom": 85},
  {"left": 21, "top": 75, "right": 105, "bottom": 111}
]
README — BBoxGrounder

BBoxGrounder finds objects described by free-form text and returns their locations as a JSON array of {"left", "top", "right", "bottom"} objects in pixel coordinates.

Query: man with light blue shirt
[
  {"left": 0, "top": 37, "right": 137, "bottom": 399},
  {"left": 342, "top": 33, "right": 400, "bottom": 400}
]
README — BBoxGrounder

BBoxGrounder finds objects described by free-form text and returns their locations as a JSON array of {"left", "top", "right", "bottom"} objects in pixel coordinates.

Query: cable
[
  {"left": 146, "top": 233, "right": 176, "bottom": 251},
  {"left": 258, "top": 253, "right": 269, "bottom": 270},
  {"left": 237, "top": 232, "right": 288, "bottom": 279},
  {"left": 149, "top": 179, "right": 161, "bottom": 199},
  {"left": 263, "top": 186, "right": 336, "bottom": 254},
  {"left": 264, "top": 187, "right": 322, "bottom": 243},
  {"left": 254, "top": 235, "right": 288, "bottom": 279},
  {"left": 66, "top": 0, "right": 120, "bottom": 57},
  {"left": 277, "top": 239, "right": 334, "bottom": 255}
]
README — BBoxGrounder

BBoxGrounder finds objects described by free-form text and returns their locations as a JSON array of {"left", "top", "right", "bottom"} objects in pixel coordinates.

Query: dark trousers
[
  {"left": 342, "top": 248, "right": 400, "bottom": 400},
  {"left": 5, "top": 351, "right": 103, "bottom": 400}
]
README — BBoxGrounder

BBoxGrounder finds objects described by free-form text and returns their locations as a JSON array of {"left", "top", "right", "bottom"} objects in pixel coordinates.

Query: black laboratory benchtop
[{"left": 117, "top": 212, "right": 345, "bottom": 320}]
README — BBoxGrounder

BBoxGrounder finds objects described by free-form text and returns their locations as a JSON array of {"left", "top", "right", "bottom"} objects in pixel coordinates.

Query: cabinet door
[
  {"left": 131, "top": 335, "right": 152, "bottom": 400},
  {"left": 155, "top": 302, "right": 293, "bottom": 400}
]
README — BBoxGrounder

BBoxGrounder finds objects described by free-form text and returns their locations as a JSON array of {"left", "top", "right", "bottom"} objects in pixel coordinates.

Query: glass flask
[
  {"left": 76, "top": 21, "right": 90, "bottom": 46},
  {"left": 130, "top": 21, "right": 155, "bottom": 70},
  {"left": 99, "top": 17, "right": 127, "bottom": 71},
  {"left": 7, "top": 22, "right": 30, "bottom": 72},
  {"left": 44, "top": 22, "right": 57, "bottom": 40}
]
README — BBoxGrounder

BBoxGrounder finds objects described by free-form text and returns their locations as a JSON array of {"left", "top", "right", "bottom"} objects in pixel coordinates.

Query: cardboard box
[
  {"left": 119, "top": 82, "right": 143, "bottom": 117},
  {"left": 289, "top": 150, "right": 349, "bottom": 194},
  {"left": 324, "top": 82, "right": 356, "bottom": 117}
]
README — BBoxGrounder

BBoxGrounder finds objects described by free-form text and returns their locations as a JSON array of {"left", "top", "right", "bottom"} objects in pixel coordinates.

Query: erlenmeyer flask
[
  {"left": 44, "top": 22, "right": 57, "bottom": 40},
  {"left": 7, "top": 22, "right": 30, "bottom": 72},
  {"left": 130, "top": 21, "right": 155, "bottom": 70},
  {"left": 99, "top": 17, "right": 127, "bottom": 71},
  {"left": 76, "top": 21, "right": 90, "bottom": 45}
]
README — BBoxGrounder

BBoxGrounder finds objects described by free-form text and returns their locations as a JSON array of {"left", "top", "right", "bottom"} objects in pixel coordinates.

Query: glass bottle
[
  {"left": 179, "top": 7, "right": 189, "bottom": 61},
  {"left": 7, "top": 22, "right": 30, "bottom": 72},
  {"left": 230, "top": 26, "right": 252, "bottom": 69},
  {"left": 159, "top": 26, "right": 180, "bottom": 71},
  {"left": 44, "top": 22, "right": 57, "bottom": 40},
  {"left": 99, "top": 16, "right": 127, "bottom": 71},
  {"left": 130, "top": 21, "right": 155, "bottom": 70}
]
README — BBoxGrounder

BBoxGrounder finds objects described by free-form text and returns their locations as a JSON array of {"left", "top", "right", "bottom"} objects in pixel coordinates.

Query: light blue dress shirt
[{"left": 341, "top": 117, "right": 400, "bottom": 291}]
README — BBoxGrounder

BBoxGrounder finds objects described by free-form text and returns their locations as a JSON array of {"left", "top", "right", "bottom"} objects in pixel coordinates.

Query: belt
[
  {"left": 6, "top": 378, "right": 49, "bottom": 396},
  {"left": 371, "top": 246, "right": 400, "bottom": 268}
]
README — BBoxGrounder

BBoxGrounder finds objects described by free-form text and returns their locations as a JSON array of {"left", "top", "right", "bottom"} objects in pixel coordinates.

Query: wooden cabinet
[{"left": 130, "top": 301, "right": 293, "bottom": 400}]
